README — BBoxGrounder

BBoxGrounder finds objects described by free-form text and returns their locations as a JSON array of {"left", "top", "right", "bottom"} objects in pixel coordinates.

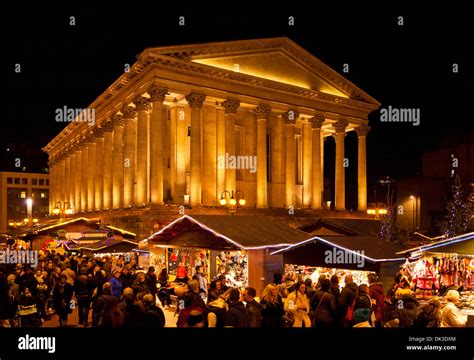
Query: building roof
[
  {"left": 300, "top": 217, "right": 382, "bottom": 237},
  {"left": 81, "top": 238, "right": 138, "bottom": 251},
  {"left": 145, "top": 214, "right": 312, "bottom": 250},
  {"left": 272, "top": 235, "right": 405, "bottom": 262},
  {"left": 396, "top": 232, "right": 474, "bottom": 256}
]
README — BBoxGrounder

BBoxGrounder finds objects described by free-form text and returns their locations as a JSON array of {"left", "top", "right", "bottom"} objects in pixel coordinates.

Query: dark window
[
  {"left": 187, "top": 126, "right": 191, "bottom": 137},
  {"left": 21, "top": 178, "right": 27, "bottom": 185},
  {"left": 14, "top": 178, "right": 20, "bottom": 184},
  {"left": 7, "top": 177, "right": 12, "bottom": 184},
  {"left": 46, "top": 179, "right": 49, "bottom": 185},
  {"left": 32, "top": 178, "right": 38, "bottom": 185},
  {"left": 39, "top": 179, "right": 45, "bottom": 185}
]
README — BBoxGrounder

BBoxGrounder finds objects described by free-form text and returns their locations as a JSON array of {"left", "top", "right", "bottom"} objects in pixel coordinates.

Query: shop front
[
  {"left": 397, "top": 232, "right": 474, "bottom": 318},
  {"left": 141, "top": 214, "right": 312, "bottom": 296},
  {"left": 271, "top": 235, "right": 406, "bottom": 290}
]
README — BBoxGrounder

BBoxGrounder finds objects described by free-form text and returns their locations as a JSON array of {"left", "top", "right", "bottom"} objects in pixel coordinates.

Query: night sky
[{"left": 4, "top": 7, "right": 473, "bottom": 204}]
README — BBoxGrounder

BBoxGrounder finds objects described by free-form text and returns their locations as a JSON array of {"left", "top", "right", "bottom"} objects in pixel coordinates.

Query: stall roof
[
  {"left": 145, "top": 214, "right": 312, "bottom": 249},
  {"left": 396, "top": 232, "right": 474, "bottom": 256},
  {"left": 299, "top": 218, "right": 382, "bottom": 237},
  {"left": 81, "top": 238, "right": 138, "bottom": 251},
  {"left": 272, "top": 235, "right": 406, "bottom": 262}
]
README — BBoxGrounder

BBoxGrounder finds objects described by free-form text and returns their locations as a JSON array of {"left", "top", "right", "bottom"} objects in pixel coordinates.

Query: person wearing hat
[{"left": 440, "top": 290, "right": 467, "bottom": 327}]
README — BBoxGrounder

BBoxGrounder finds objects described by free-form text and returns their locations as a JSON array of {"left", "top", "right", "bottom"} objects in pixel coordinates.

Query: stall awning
[
  {"left": 396, "top": 232, "right": 474, "bottom": 257},
  {"left": 272, "top": 235, "right": 406, "bottom": 263},
  {"left": 144, "top": 214, "right": 312, "bottom": 250}
]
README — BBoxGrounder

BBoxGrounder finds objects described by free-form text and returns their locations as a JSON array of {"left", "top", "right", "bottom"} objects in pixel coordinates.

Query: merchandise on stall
[{"left": 215, "top": 250, "right": 248, "bottom": 287}]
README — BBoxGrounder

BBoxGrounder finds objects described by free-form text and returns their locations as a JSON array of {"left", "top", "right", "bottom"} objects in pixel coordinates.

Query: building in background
[
  {"left": 0, "top": 172, "right": 50, "bottom": 232},
  {"left": 396, "top": 134, "right": 474, "bottom": 236}
]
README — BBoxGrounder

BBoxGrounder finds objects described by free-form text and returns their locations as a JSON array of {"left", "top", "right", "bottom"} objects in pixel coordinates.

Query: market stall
[
  {"left": 141, "top": 214, "right": 311, "bottom": 296},
  {"left": 397, "top": 232, "right": 474, "bottom": 315},
  {"left": 271, "top": 234, "right": 406, "bottom": 291}
]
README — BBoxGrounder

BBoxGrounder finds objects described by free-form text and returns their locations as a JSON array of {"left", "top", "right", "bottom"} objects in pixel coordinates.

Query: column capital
[
  {"left": 222, "top": 97, "right": 240, "bottom": 115},
  {"left": 254, "top": 103, "right": 271, "bottom": 119},
  {"left": 284, "top": 109, "right": 299, "bottom": 125},
  {"left": 310, "top": 114, "right": 325, "bottom": 129},
  {"left": 148, "top": 84, "right": 168, "bottom": 103},
  {"left": 133, "top": 96, "right": 150, "bottom": 111},
  {"left": 121, "top": 105, "right": 137, "bottom": 119},
  {"left": 82, "top": 132, "right": 96, "bottom": 144},
  {"left": 111, "top": 113, "right": 125, "bottom": 127},
  {"left": 355, "top": 124, "right": 370, "bottom": 137},
  {"left": 332, "top": 118, "right": 349, "bottom": 133},
  {"left": 186, "top": 92, "right": 206, "bottom": 109}
]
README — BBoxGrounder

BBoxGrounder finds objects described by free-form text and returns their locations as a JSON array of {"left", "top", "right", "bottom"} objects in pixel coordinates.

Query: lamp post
[
  {"left": 219, "top": 190, "right": 246, "bottom": 214},
  {"left": 52, "top": 201, "right": 74, "bottom": 220},
  {"left": 26, "top": 198, "right": 33, "bottom": 226},
  {"left": 410, "top": 195, "right": 416, "bottom": 234}
]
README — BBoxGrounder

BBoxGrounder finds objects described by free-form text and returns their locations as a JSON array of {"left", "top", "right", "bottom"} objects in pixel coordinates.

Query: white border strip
[
  {"left": 271, "top": 236, "right": 405, "bottom": 262},
  {"left": 396, "top": 232, "right": 474, "bottom": 255},
  {"left": 143, "top": 214, "right": 305, "bottom": 250}
]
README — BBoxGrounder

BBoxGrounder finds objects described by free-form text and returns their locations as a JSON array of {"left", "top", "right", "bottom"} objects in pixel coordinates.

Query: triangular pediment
[{"left": 146, "top": 37, "right": 379, "bottom": 105}]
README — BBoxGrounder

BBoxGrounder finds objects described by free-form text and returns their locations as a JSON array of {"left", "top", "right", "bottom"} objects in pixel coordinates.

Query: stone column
[
  {"left": 95, "top": 132, "right": 104, "bottom": 211},
  {"left": 75, "top": 148, "right": 82, "bottom": 212},
  {"left": 134, "top": 96, "right": 150, "bottom": 205},
  {"left": 87, "top": 138, "right": 96, "bottom": 211},
  {"left": 285, "top": 109, "right": 298, "bottom": 208},
  {"left": 58, "top": 159, "right": 65, "bottom": 204},
  {"left": 102, "top": 122, "right": 114, "bottom": 210},
  {"left": 48, "top": 161, "right": 55, "bottom": 212},
  {"left": 80, "top": 143, "right": 89, "bottom": 211},
  {"left": 69, "top": 152, "right": 76, "bottom": 211},
  {"left": 333, "top": 118, "right": 348, "bottom": 211},
  {"left": 64, "top": 155, "right": 70, "bottom": 208},
  {"left": 254, "top": 103, "right": 271, "bottom": 208},
  {"left": 223, "top": 97, "right": 240, "bottom": 193},
  {"left": 185, "top": 92, "right": 206, "bottom": 206},
  {"left": 311, "top": 115, "right": 324, "bottom": 209},
  {"left": 122, "top": 105, "right": 137, "bottom": 208},
  {"left": 302, "top": 119, "right": 312, "bottom": 207},
  {"left": 356, "top": 125, "right": 370, "bottom": 211},
  {"left": 148, "top": 85, "right": 168, "bottom": 205},
  {"left": 112, "top": 114, "right": 124, "bottom": 209}
]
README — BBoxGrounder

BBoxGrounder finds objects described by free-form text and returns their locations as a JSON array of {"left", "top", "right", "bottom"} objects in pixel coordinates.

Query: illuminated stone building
[{"left": 43, "top": 38, "right": 380, "bottom": 237}]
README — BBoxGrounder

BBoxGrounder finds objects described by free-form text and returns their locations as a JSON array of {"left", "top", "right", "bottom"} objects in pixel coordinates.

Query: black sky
[{"left": 4, "top": 6, "right": 473, "bottom": 186}]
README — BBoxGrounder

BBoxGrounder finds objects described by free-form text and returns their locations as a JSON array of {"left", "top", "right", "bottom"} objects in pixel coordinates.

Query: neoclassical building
[{"left": 43, "top": 38, "right": 380, "bottom": 216}]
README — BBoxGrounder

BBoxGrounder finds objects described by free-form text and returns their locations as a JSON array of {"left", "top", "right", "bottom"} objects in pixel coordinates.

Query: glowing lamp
[
  {"left": 220, "top": 198, "right": 227, "bottom": 206},
  {"left": 229, "top": 198, "right": 237, "bottom": 206},
  {"left": 16, "top": 222, "right": 22, "bottom": 226},
  {"left": 65, "top": 208, "right": 73, "bottom": 215},
  {"left": 23, "top": 218, "right": 29, "bottom": 223},
  {"left": 52, "top": 207, "right": 61, "bottom": 215},
  {"left": 26, "top": 198, "right": 33, "bottom": 207},
  {"left": 8, "top": 222, "right": 15, "bottom": 226},
  {"left": 239, "top": 198, "right": 246, "bottom": 206}
]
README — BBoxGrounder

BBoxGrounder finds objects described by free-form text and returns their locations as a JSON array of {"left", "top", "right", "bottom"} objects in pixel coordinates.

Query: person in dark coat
[
  {"left": 118, "top": 287, "right": 144, "bottom": 328},
  {"left": 0, "top": 272, "right": 10, "bottom": 327},
  {"left": 354, "top": 284, "right": 372, "bottom": 311},
  {"left": 18, "top": 265, "right": 38, "bottom": 297},
  {"left": 142, "top": 293, "right": 165, "bottom": 328},
  {"left": 225, "top": 287, "right": 251, "bottom": 327},
  {"left": 145, "top": 266, "right": 158, "bottom": 298},
  {"left": 305, "top": 278, "right": 316, "bottom": 303},
  {"left": 368, "top": 273, "right": 385, "bottom": 327},
  {"left": 207, "top": 280, "right": 224, "bottom": 304},
  {"left": 414, "top": 299, "right": 440, "bottom": 328},
  {"left": 181, "top": 280, "right": 206, "bottom": 309},
  {"left": 261, "top": 284, "right": 284, "bottom": 328},
  {"left": 97, "top": 282, "right": 122, "bottom": 328},
  {"left": 119, "top": 265, "right": 134, "bottom": 290},
  {"left": 75, "top": 267, "right": 92, "bottom": 326},
  {"left": 53, "top": 275, "right": 73, "bottom": 327},
  {"left": 132, "top": 272, "right": 148, "bottom": 295},
  {"left": 337, "top": 274, "right": 358, "bottom": 327},
  {"left": 311, "top": 278, "right": 337, "bottom": 328},
  {"left": 243, "top": 287, "right": 262, "bottom": 327},
  {"left": 330, "top": 275, "right": 340, "bottom": 298},
  {"left": 395, "top": 294, "right": 419, "bottom": 328}
]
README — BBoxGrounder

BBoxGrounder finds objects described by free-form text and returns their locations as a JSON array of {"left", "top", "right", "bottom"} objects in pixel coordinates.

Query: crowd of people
[{"left": 0, "top": 250, "right": 469, "bottom": 328}]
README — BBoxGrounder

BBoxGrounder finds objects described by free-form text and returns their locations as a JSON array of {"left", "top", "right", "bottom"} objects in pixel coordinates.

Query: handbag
[
  {"left": 281, "top": 314, "right": 295, "bottom": 328},
  {"left": 312, "top": 292, "right": 327, "bottom": 322}
]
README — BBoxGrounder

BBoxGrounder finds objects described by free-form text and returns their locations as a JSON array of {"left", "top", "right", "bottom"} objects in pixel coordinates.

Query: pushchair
[{"left": 14, "top": 304, "right": 42, "bottom": 327}]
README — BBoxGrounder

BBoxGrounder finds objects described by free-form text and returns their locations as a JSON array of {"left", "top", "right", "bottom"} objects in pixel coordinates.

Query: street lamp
[
  {"left": 52, "top": 201, "right": 74, "bottom": 219},
  {"left": 26, "top": 198, "right": 33, "bottom": 226},
  {"left": 220, "top": 190, "right": 246, "bottom": 213},
  {"left": 410, "top": 195, "right": 416, "bottom": 234}
]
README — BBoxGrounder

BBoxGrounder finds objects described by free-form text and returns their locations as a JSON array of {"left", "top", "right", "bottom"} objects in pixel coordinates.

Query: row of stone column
[{"left": 49, "top": 87, "right": 369, "bottom": 213}]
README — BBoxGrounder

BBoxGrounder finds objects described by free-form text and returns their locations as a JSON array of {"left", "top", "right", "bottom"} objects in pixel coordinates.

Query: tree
[
  {"left": 441, "top": 176, "right": 471, "bottom": 238},
  {"left": 379, "top": 190, "right": 397, "bottom": 242}
]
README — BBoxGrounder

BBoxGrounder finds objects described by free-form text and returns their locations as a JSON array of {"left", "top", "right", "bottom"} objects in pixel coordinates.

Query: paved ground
[{"left": 42, "top": 298, "right": 178, "bottom": 328}]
